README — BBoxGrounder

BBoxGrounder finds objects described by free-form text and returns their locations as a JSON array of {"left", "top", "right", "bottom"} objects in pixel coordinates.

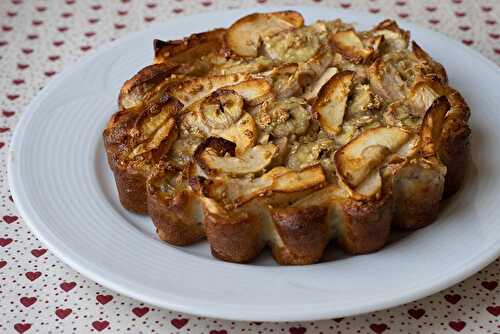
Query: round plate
[{"left": 8, "top": 6, "right": 500, "bottom": 321}]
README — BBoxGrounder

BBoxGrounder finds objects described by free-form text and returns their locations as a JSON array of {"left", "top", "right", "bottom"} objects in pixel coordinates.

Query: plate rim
[{"left": 8, "top": 5, "right": 500, "bottom": 322}]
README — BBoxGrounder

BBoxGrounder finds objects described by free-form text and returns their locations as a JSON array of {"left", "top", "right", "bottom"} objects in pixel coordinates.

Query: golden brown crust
[
  {"left": 434, "top": 88, "right": 471, "bottom": 197},
  {"left": 439, "top": 117, "right": 471, "bottom": 197},
  {"left": 270, "top": 206, "right": 329, "bottom": 265},
  {"left": 153, "top": 28, "right": 226, "bottom": 65},
  {"left": 103, "top": 115, "right": 149, "bottom": 213},
  {"left": 103, "top": 99, "right": 183, "bottom": 214},
  {"left": 446, "top": 88, "right": 470, "bottom": 121},
  {"left": 392, "top": 161, "right": 445, "bottom": 229},
  {"left": 119, "top": 64, "right": 179, "bottom": 109},
  {"left": 337, "top": 194, "right": 393, "bottom": 254},
  {"left": 147, "top": 190, "right": 205, "bottom": 245},
  {"left": 108, "top": 160, "right": 149, "bottom": 214},
  {"left": 419, "top": 96, "right": 450, "bottom": 158},
  {"left": 204, "top": 211, "right": 264, "bottom": 263},
  {"left": 412, "top": 41, "right": 448, "bottom": 84}
]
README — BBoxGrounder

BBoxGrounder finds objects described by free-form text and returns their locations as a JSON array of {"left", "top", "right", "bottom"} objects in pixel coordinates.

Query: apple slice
[
  {"left": 195, "top": 137, "right": 277, "bottom": 176},
  {"left": 212, "top": 113, "right": 257, "bottom": 154},
  {"left": 129, "top": 117, "right": 177, "bottom": 158},
  {"left": 420, "top": 96, "right": 450, "bottom": 157},
  {"left": 206, "top": 167, "right": 285, "bottom": 207},
  {"left": 153, "top": 28, "right": 226, "bottom": 64},
  {"left": 180, "top": 109, "right": 257, "bottom": 155},
  {"left": 208, "top": 175, "right": 274, "bottom": 207},
  {"left": 412, "top": 41, "right": 447, "bottom": 83},
  {"left": 314, "top": 70, "right": 355, "bottom": 135},
  {"left": 225, "top": 79, "right": 273, "bottom": 106},
  {"left": 303, "top": 67, "right": 338, "bottom": 100},
  {"left": 409, "top": 78, "right": 446, "bottom": 115},
  {"left": 225, "top": 11, "right": 304, "bottom": 57},
  {"left": 330, "top": 30, "right": 374, "bottom": 64},
  {"left": 119, "top": 64, "right": 178, "bottom": 109},
  {"left": 291, "top": 184, "right": 347, "bottom": 208},
  {"left": 354, "top": 169, "right": 382, "bottom": 198},
  {"left": 334, "top": 127, "right": 411, "bottom": 188},
  {"left": 372, "top": 19, "right": 409, "bottom": 51},
  {"left": 272, "top": 164, "right": 326, "bottom": 193},
  {"left": 368, "top": 57, "right": 408, "bottom": 102},
  {"left": 170, "top": 73, "right": 248, "bottom": 110},
  {"left": 205, "top": 165, "right": 325, "bottom": 207},
  {"left": 260, "top": 63, "right": 301, "bottom": 98}
]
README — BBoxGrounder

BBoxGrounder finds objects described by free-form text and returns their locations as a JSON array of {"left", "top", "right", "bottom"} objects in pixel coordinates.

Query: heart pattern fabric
[{"left": 0, "top": 0, "right": 498, "bottom": 333}]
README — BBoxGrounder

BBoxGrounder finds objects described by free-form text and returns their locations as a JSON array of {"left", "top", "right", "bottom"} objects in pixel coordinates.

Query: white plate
[{"left": 8, "top": 6, "right": 500, "bottom": 322}]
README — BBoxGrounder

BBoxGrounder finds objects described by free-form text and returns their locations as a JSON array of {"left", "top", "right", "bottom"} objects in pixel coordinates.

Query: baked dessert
[{"left": 103, "top": 11, "right": 471, "bottom": 265}]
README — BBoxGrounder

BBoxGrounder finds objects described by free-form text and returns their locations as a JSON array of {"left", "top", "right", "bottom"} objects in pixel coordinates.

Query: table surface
[{"left": 0, "top": 0, "right": 499, "bottom": 333}]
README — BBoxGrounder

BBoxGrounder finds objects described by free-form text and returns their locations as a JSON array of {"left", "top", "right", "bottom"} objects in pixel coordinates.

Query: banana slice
[{"left": 200, "top": 90, "right": 244, "bottom": 129}]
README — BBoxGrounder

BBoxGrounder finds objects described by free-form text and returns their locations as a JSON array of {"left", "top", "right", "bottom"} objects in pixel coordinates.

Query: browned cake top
[{"left": 106, "top": 11, "right": 469, "bottom": 214}]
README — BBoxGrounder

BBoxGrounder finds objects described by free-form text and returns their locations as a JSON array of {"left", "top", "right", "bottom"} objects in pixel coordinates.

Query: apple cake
[{"left": 103, "top": 11, "right": 471, "bottom": 265}]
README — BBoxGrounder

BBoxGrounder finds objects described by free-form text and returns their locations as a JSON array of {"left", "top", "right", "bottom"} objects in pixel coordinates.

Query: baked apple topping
[{"left": 104, "top": 12, "right": 470, "bottom": 265}]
